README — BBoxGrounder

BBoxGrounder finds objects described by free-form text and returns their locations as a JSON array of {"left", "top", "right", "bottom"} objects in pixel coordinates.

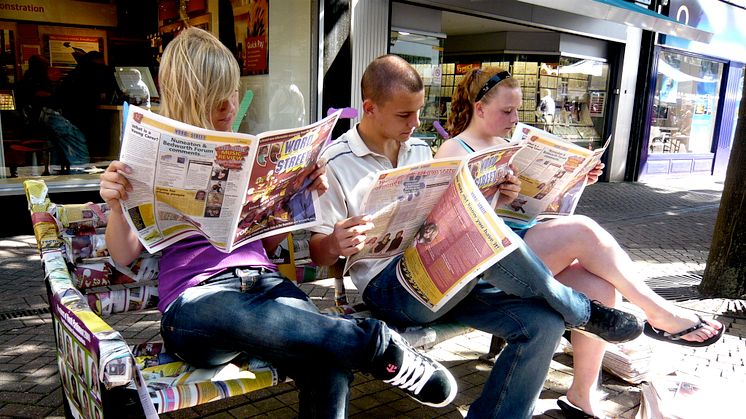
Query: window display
[
  {"left": 390, "top": 31, "right": 445, "bottom": 146},
  {"left": 649, "top": 51, "right": 723, "bottom": 154},
  {"left": 408, "top": 54, "right": 610, "bottom": 150}
]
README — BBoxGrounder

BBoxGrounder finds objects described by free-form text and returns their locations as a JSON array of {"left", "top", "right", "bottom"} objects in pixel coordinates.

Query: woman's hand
[
  {"left": 586, "top": 162, "right": 605, "bottom": 186},
  {"left": 99, "top": 161, "right": 132, "bottom": 214},
  {"left": 307, "top": 160, "right": 329, "bottom": 196}
]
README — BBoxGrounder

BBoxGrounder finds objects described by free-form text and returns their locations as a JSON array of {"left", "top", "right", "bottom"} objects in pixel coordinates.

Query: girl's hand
[
  {"left": 99, "top": 161, "right": 132, "bottom": 214},
  {"left": 496, "top": 165, "right": 521, "bottom": 206},
  {"left": 496, "top": 174, "right": 521, "bottom": 207},
  {"left": 308, "top": 160, "right": 329, "bottom": 196},
  {"left": 586, "top": 162, "right": 605, "bottom": 185}
]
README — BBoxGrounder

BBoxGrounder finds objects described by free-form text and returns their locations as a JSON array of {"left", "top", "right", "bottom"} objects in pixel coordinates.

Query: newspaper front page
[
  {"left": 119, "top": 106, "right": 340, "bottom": 253},
  {"left": 346, "top": 144, "right": 520, "bottom": 311},
  {"left": 494, "top": 123, "right": 609, "bottom": 226}
]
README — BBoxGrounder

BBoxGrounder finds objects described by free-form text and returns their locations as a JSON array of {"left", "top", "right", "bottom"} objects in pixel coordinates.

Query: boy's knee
[{"left": 522, "top": 307, "right": 564, "bottom": 342}]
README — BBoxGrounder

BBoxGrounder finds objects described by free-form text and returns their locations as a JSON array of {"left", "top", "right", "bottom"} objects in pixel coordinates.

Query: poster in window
[
  {"left": 48, "top": 35, "right": 100, "bottom": 68},
  {"left": 244, "top": 0, "right": 269, "bottom": 75},
  {"left": 589, "top": 91, "right": 605, "bottom": 117},
  {"left": 659, "top": 75, "right": 678, "bottom": 103}
]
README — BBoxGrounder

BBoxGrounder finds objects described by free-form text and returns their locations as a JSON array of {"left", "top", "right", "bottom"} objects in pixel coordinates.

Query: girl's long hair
[
  {"left": 445, "top": 68, "right": 520, "bottom": 138},
  {"left": 158, "top": 27, "right": 240, "bottom": 130}
]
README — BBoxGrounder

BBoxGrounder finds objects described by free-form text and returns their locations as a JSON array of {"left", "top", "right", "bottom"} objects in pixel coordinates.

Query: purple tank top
[{"left": 157, "top": 235, "right": 276, "bottom": 312}]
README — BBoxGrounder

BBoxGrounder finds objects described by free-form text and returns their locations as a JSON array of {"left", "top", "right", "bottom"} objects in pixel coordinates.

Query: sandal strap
[{"left": 667, "top": 314, "right": 705, "bottom": 340}]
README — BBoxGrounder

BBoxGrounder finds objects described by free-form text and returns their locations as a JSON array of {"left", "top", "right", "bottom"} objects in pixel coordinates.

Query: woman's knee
[{"left": 557, "top": 264, "right": 619, "bottom": 307}]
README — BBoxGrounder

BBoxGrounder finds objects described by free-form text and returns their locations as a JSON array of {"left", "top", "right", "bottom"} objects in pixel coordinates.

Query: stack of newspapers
[
  {"left": 636, "top": 374, "right": 743, "bottom": 419},
  {"left": 601, "top": 336, "right": 678, "bottom": 384}
]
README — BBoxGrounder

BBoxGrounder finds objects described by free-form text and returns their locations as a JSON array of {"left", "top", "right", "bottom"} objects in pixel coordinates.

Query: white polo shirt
[{"left": 312, "top": 125, "right": 433, "bottom": 292}]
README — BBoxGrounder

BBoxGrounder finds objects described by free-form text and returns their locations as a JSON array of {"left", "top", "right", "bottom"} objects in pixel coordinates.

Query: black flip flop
[
  {"left": 557, "top": 396, "right": 600, "bottom": 419},
  {"left": 643, "top": 314, "right": 724, "bottom": 347}
]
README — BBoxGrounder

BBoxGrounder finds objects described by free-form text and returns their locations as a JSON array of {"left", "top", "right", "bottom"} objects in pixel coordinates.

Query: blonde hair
[
  {"left": 158, "top": 27, "right": 240, "bottom": 130},
  {"left": 446, "top": 68, "right": 520, "bottom": 138}
]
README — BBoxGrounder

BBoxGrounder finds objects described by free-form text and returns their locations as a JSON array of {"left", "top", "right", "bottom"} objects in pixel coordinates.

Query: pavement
[{"left": 1, "top": 176, "right": 745, "bottom": 418}]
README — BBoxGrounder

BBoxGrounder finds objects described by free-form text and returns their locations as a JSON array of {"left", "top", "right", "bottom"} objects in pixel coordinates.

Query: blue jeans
[
  {"left": 161, "top": 270, "right": 390, "bottom": 419},
  {"left": 482, "top": 236, "right": 590, "bottom": 327},
  {"left": 364, "top": 244, "right": 587, "bottom": 418}
]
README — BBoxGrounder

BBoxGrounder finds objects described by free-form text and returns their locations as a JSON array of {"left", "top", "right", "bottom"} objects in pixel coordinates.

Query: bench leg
[{"left": 479, "top": 336, "right": 507, "bottom": 365}]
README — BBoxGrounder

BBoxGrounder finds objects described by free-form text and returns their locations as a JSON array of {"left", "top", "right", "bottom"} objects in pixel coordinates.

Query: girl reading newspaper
[{"left": 436, "top": 67, "right": 723, "bottom": 418}]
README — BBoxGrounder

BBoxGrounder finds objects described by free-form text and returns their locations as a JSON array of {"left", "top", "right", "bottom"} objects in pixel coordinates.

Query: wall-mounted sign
[
  {"left": 663, "top": 0, "right": 746, "bottom": 62},
  {"left": 0, "top": 0, "right": 117, "bottom": 27},
  {"left": 243, "top": 0, "right": 269, "bottom": 75},
  {"left": 48, "top": 35, "right": 100, "bottom": 67}
]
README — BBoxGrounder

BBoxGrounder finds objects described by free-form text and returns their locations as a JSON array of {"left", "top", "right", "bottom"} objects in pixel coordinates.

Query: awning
[{"left": 515, "top": 0, "right": 713, "bottom": 43}]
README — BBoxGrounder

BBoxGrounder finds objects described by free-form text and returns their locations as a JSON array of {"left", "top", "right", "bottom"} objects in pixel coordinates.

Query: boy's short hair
[
  {"left": 361, "top": 54, "right": 423, "bottom": 105},
  {"left": 158, "top": 27, "right": 240, "bottom": 130}
]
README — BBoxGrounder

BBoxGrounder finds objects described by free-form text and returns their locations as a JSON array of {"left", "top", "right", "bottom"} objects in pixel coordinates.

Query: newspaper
[
  {"left": 494, "top": 123, "right": 610, "bottom": 227},
  {"left": 636, "top": 374, "right": 745, "bottom": 419},
  {"left": 118, "top": 106, "right": 341, "bottom": 253},
  {"left": 346, "top": 144, "right": 523, "bottom": 311}
]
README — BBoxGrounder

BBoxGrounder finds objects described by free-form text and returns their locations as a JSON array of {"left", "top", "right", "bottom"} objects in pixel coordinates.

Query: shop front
[
  {"left": 0, "top": 0, "right": 319, "bottom": 195},
  {"left": 636, "top": 0, "right": 746, "bottom": 179},
  {"left": 383, "top": 1, "right": 643, "bottom": 182},
  {"left": 343, "top": 0, "right": 709, "bottom": 181}
]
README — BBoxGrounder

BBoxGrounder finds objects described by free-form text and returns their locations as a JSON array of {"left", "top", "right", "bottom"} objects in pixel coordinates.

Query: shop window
[
  {"left": 433, "top": 54, "right": 609, "bottom": 150},
  {"left": 649, "top": 50, "right": 723, "bottom": 154},
  {"left": 536, "top": 57, "right": 609, "bottom": 150},
  {"left": 235, "top": 0, "right": 312, "bottom": 134},
  {"left": 731, "top": 73, "right": 744, "bottom": 144},
  {"left": 390, "top": 31, "right": 445, "bottom": 147}
]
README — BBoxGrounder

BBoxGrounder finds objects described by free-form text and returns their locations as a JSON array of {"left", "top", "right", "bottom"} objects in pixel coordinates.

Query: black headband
[{"left": 474, "top": 71, "right": 512, "bottom": 102}]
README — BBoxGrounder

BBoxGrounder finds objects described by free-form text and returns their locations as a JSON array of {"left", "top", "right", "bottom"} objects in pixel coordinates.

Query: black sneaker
[
  {"left": 574, "top": 300, "right": 643, "bottom": 343},
  {"left": 370, "top": 331, "right": 457, "bottom": 407}
]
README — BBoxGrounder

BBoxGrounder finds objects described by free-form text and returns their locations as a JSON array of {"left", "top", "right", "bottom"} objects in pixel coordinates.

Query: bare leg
[
  {"left": 556, "top": 263, "right": 617, "bottom": 418},
  {"left": 524, "top": 215, "right": 721, "bottom": 343}
]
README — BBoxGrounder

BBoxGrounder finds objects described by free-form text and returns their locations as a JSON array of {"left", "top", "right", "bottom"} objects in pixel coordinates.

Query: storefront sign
[
  {"left": 0, "top": 0, "right": 117, "bottom": 27},
  {"left": 455, "top": 63, "right": 480, "bottom": 75},
  {"left": 664, "top": 0, "right": 746, "bottom": 62}
]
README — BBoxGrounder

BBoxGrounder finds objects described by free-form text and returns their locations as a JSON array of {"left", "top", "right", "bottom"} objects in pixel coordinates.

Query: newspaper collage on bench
[{"left": 25, "top": 180, "right": 283, "bottom": 418}]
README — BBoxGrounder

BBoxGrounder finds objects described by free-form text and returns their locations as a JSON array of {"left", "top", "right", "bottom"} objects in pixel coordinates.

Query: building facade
[
  {"left": 1, "top": 0, "right": 732, "bottom": 198},
  {"left": 631, "top": 0, "right": 745, "bottom": 179}
]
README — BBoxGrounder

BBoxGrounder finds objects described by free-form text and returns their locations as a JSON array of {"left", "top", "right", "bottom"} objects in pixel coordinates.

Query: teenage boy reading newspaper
[
  {"left": 309, "top": 55, "right": 643, "bottom": 419},
  {"left": 100, "top": 28, "right": 459, "bottom": 415}
]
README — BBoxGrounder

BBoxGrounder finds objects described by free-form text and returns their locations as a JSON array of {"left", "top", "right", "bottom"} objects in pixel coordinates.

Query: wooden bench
[{"left": 25, "top": 179, "right": 491, "bottom": 417}]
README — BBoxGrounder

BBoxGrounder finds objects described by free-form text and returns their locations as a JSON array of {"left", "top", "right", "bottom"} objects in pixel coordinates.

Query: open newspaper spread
[
  {"left": 119, "top": 106, "right": 341, "bottom": 253},
  {"left": 494, "top": 123, "right": 610, "bottom": 227},
  {"left": 345, "top": 144, "right": 523, "bottom": 311}
]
